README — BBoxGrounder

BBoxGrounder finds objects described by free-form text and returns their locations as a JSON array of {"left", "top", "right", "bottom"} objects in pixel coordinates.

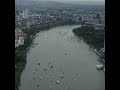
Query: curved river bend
[{"left": 19, "top": 25, "right": 105, "bottom": 90}]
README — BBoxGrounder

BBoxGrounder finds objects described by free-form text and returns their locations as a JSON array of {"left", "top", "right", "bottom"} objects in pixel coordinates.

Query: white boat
[
  {"left": 56, "top": 80, "right": 60, "bottom": 84},
  {"left": 44, "top": 67, "right": 47, "bottom": 70},
  {"left": 60, "top": 75, "right": 64, "bottom": 78},
  {"left": 96, "top": 64, "right": 104, "bottom": 70},
  {"left": 103, "top": 68, "right": 105, "bottom": 72},
  {"left": 92, "top": 49, "right": 101, "bottom": 56}
]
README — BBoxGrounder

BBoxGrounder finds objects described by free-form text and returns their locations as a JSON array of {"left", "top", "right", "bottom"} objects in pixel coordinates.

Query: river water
[{"left": 19, "top": 25, "right": 105, "bottom": 90}]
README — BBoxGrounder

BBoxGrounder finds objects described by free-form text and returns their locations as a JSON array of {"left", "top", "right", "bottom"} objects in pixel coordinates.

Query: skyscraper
[{"left": 22, "top": 9, "right": 29, "bottom": 19}]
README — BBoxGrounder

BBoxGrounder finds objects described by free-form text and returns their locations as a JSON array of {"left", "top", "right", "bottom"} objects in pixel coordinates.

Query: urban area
[{"left": 15, "top": 1, "right": 105, "bottom": 90}]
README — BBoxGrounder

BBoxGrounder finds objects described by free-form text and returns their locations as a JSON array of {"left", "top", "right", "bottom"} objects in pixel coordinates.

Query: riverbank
[
  {"left": 15, "top": 23, "right": 81, "bottom": 90},
  {"left": 15, "top": 34, "right": 35, "bottom": 90},
  {"left": 92, "top": 48, "right": 105, "bottom": 64},
  {"left": 19, "top": 25, "right": 105, "bottom": 90},
  {"left": 15, "top": 46, "right": 27, "bottom": 90},
  {"left": 72, "top": 25, "right": 105, "bottom": 63}
]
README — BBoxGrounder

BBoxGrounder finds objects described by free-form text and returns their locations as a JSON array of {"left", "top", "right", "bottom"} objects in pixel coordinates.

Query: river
[{"left": 19, "top": 25, "right": 105, "bottom": 90}]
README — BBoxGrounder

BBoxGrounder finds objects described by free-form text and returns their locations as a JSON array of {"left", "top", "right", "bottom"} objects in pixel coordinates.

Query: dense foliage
[
  {"left": 73, "top": 25, "right": 105, "bottom": 50},
  {"left": 15, "top": 22, "right": 103, "bottom": 90},
  {"left": 15, "top": 30, "right": 33, "bottom": 90},
  {"left": 15, "top": 46, "right": 27, "bottom": 90}
]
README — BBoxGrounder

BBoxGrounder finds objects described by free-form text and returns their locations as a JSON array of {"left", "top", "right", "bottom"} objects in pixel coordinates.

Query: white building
[
  {"left": 22, "top": 10, "right": 29, "bottom": 19},
  {"left": 15, "top": 27, "right": 27, "bottom": 48},
  {"left": 18, "top": 37, "right": 25, "bottom": 45},
  {"left": 26, "top": 21, "right": 31, "bottom": 28},
  {"left": 15, "top": 40, "right": 20, "bottom": 48},
  {"left": 82, "top": 15, "right": 93, "bottom": 23}
]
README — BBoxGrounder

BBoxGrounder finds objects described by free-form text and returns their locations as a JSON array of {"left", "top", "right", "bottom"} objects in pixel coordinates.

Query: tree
[{"left": 96, "top": 13, "right": 101, "bottom": 19}]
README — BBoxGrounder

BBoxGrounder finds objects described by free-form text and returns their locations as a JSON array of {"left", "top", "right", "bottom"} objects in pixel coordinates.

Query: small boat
[
  {"left": 103, "top": 68, "right": 105, "bottom": 72},
  {"left": 76, "top": 73, "right": 78, "bottom": 76},
  {"left": 40, "top": 77, "right": 42, "bottom": 80},
  {"left": 46, "top": 76, "right": 49, "bottom": 78},
  {"left": 33, "top": 71, "right": 36, "bottom": 74},
  {"left": 38, "top": 62, "right": 40, "bottom": 65},
  {"left": 51, "top": 80, "right": 53, "bottom": 83},
  {"left": 73, "top": 78, "right": 76, "bottom": 80},
  {"left": 56, "top": 80, "right": 60, "bottom": 84},
  {"left": 48, "top": 62, "right": 51, "bottom": 65},
  {"left": 60, "top": 75, "right": 64, "bottom": 78},
  {"left": 50, "top": 86, "right": 52, "bottom": 88},
  {"left": 37, "top": 84, "right": 39, "bottom": 87},
  {"left": 44, "top": 67, "right": 47, "bottom": 70},
  {"left": 67, "top": 86, "right": 69, "bottom": 90},
  {"left": 96, "top": 64, "right": 104, "bottom": 70},
  {"left": 51, "top": 65, "right": 53, "bottom": 68}
]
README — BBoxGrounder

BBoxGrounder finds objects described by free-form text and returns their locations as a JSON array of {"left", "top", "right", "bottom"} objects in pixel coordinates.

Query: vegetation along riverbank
[
  {"left": 15, "top": 22, "right": 81, "bottom": 90},
  {"left": 73, "top": 25, "right": 105, "bottom": 62}
]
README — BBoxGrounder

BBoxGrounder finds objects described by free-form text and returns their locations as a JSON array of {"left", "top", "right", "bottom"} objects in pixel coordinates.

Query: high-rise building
[{"left": 22, "top": 9, "right": 29, "bottom": 19}]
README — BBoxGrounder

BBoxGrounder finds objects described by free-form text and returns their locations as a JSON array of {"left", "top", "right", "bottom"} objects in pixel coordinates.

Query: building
[
  {"left": 15, "top": 40, "right": 19, "bottom": 48},
  {"left": 92, "top": 18, "right": 99, "bottom": 24},
  {"left": 18, "top": 36, "right": 25, "bottom": 45},
  {"left": 15, "top": 27, "right": 27, "bottom": 48},
  {"left": 26, "top": 21, "right": 31, "bottom": 28},
  {"left": 22, "top": 9, "right": 29, "bottom": 19},
  {"left": 82, "top": 15, "right": 93, "bottom": 23}
]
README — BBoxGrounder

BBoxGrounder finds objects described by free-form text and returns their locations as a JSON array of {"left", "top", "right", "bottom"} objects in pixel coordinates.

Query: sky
[
  {"left": 16, "top": 0, "right": 105, "bottom": 2},
  {"left": 15, "top": 0, "right": 105, "bottom": 5}
]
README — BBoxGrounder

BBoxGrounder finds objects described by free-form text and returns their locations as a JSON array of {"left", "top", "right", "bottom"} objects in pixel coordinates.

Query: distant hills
[
  {"left": 15, "top": 0, "right": 104, "bottom": 9},
  {"left": 15, "top": 0, "right": 65, "bottom": 5},
  {"left": 15, "top": 0, "right": 68, "bottom": 7}
]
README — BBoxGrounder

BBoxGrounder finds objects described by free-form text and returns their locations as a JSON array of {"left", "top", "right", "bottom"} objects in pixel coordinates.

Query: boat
[
  {"left": 50, "top": 86, "right": 52, "bottom": 88},
  {"left": 38, "top": 62, "right": 40, "bottom": 65},
  {"left": 103, "top": 68, "right": 105, "bottom": 72},
  {"left": 56, "top": 80, "right": 60, "bottom": 84},
  {"left": 44, "top": 67, "right": 47, "bottom": 70},
  {"left": 96, "top": 64, "right": 104, "bottom": 70},
  {"left": 92, "top": 49, "right": 101, "bottom": 56},
  {"left": 60, "top": 75, "right": 64, "bottom": 78},
  {"left": 51, "top": 65, "right": 53, "bottom": 68}
]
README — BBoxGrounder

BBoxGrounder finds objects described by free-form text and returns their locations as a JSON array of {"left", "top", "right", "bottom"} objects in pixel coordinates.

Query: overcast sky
[
  {"left": 16, "top": 0, "right": 105, "bottom": 2},
  {"left": 16, "top": 0, "right": 105, "bottom": 5}
]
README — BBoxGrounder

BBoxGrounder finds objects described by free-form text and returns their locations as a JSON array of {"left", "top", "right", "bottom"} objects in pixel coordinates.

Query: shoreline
[
  {"left": 15, "top": 23, "right": 81, "bottom": 90},
  {"left": 72, "top": 25, "right": 105, "bottom": 65}
]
